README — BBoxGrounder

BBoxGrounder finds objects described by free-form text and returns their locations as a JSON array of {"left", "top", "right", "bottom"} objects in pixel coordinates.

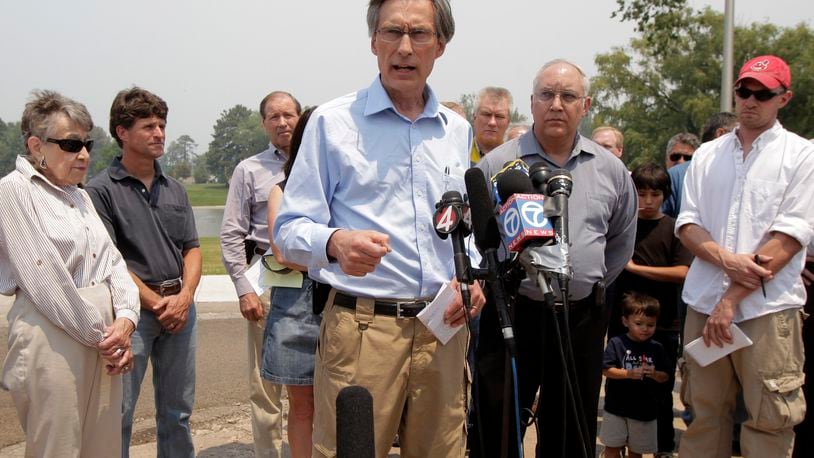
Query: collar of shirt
[
  {"left": 518, "top": 130, "right": 596, "bottom": 167},
  {"left": 365, "top": 75, "right": 447, "bottom": 126},
  {"left": 15, "top": 155, "right": 79, "bottom": 195},
  {"left": 732, "top": 120, "right": 783, "bottom": 153},
  {"left": 107, "top": 156, "right": 166, "bottom": 184},
  {"left": 265, "top": 143, "right": 288, "bottom": 161}
]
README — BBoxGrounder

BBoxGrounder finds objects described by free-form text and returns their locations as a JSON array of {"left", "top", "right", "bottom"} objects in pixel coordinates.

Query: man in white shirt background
[{"left": 676, "top": 55, "right": 814, "bottom": 458}]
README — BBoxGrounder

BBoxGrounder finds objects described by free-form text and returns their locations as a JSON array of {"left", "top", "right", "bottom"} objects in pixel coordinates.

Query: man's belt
[
  {"left": 551, "top": 281, "right": 606, "bottom": 313},
  {"left": 146, "top": 278, "right": 182, "bottom": 297},
  {"left": 333, "top": 292, "right": 429, "bottom": 318}
]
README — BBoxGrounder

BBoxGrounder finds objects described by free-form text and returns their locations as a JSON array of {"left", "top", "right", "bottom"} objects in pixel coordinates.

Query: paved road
[
  {"left": 0, "top": 294, "right": 691, "bottom": 457},
  {"left": 0, "top": 301, "right": 249, "bottom": 450}
]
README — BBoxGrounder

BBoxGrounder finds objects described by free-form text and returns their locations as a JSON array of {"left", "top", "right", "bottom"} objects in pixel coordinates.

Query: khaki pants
[
  {"left": 1, "top": 284, "right": 121, "bottom": 457},
  {"left": 248, "top": 287, "right": 284, "bottom": 457},
  {"left": 312, "top": 290, "right": 469, "bottom": 458},
  {"left": 680, "top": 307, "right": 806, "bottom": 458}
]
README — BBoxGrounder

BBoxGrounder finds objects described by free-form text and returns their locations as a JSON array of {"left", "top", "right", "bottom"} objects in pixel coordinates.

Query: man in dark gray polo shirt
[
  {"left": 87, "top": 87, "right": 201, "bottom": 458},
  {"left": 219, "top": 91, "right": 300, "bottom": 457},
  {"left": 471, "top": 59, "right": 637, "bottom": 458}
]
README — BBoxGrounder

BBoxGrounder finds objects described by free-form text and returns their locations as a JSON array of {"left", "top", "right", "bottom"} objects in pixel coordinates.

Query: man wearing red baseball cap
[{"left": 676, "top": 54, "right": 814, "bottom": 457}]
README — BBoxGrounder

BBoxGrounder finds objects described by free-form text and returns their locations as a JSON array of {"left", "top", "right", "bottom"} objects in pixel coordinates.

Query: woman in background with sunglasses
[
  {"left": 0, "top": 90, "right": 139, "bottom": 457},
  {"left": 263, "top": 107, "right": 321, "bottom": 458}
]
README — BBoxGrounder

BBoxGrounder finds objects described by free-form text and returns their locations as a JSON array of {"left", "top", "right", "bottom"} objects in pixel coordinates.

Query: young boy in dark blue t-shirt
[{"left": 600, "top": 292, "right": 669, "bottom": 458}]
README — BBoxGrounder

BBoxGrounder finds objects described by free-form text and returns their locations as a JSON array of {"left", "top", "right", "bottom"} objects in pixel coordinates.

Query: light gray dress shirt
[
  {"left": 220, "top": 145, "right": 287, "bottom": 297},
  {"left": 477, "top": 130, "right": 638, "bottom": 301}
]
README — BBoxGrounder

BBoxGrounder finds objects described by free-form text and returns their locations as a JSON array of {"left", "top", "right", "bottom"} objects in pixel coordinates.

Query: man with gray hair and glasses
[
  {"left": 473, "top": 58, "right": 637, "bottom": 457},
  {"left": 273, "top": 1, "right": 484, "bottom": 456}
]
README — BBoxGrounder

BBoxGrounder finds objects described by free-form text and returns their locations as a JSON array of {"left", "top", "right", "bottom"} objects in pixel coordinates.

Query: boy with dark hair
[
  {"left": 600, "top": 292, "right": 669, "bottom": 458},
  {"left": 608, "top": 162, "right": 692, "bottom": 456}
]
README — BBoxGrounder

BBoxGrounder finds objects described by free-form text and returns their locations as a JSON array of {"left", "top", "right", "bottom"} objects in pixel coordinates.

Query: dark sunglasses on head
[
  {"left": 669, "top": 153, "right": 693, "bottom": 162},
  {"left": 734, "top": 86, "right": 785, "bottom": 102},
  {"left": 46, "top": 138, "right": 94, "bottom": 153}
]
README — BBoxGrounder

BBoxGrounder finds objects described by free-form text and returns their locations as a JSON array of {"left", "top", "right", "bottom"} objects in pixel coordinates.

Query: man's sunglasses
[
  {"left": 734, "top": 86, "right": 785, "bottom": 102},
  {"left": 46, "top": 138, "right": 94, "bottom": 153},
  {"left": 669, "top": 153, "right": 693, "bottom": 162},
  {"left": 261, "top": 254, "right": 292, "bottom": 274}
]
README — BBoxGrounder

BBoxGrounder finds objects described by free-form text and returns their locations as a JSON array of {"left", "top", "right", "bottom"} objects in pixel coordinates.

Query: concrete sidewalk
[{"left": 0, "top": 275, "right": 239, "bottom": 327}]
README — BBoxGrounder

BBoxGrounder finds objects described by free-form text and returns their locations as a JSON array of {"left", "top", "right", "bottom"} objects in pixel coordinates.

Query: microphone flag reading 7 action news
[
  {"left": 493, "top": 167, "right": 555, "bottom": 252},
  {"left": 497, "top": 193, "right": 555, "bottom": 251}
]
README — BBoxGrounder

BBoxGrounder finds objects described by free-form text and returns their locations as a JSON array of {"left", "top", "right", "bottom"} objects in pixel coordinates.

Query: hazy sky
[{"left": 1, "top": 0, "right": 810, "bottom": 154}]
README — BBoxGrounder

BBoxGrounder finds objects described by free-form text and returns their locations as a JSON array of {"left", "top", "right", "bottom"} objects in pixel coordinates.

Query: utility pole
[{"left": 721, "top": 0, "right": 735, "bottom": 112}]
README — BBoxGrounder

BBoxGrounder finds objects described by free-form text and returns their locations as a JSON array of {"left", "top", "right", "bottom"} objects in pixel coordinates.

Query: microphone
[
  {"left": 495, "top": 170, "right": 555, "bottom": 252},
  {"left": 465, "top": 167, "right": 516, "bottom": 356},
  {"left": 525, "top": 163, "right": 574, "bottom": 296},
  {"left": 543, "top": 168, "right": 573, "bottom": 259},
  {"left": 490, "top": 159, "right": 530, "bottom": 205},
  {"left": 434, "top": 190, "right": 473, "bottom": 309},
  {"left": 336, "top": 386, "right": 375, "bottom": 458}
]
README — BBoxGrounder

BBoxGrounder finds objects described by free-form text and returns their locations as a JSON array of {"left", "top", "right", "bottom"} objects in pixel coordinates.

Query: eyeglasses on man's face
[
  {"left": 534, "top": 90, "right": 585, "bottom": 105},
  {"left": 376, "top": 27, "right": 438, "bottom": 45},
  {"left": 46, "top": 138, "right": 94, "bottom": 153},
  {"left": 734, "top": 86, "right": 786, "bottom": 102}
]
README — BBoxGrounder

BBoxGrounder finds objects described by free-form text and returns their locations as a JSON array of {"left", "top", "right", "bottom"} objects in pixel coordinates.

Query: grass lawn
[
  {"left": 184, "top": 183, "right": 229, "bottom": 207},
  {"left": 199, "top": 237, "right": 227, "bottom": 275}
]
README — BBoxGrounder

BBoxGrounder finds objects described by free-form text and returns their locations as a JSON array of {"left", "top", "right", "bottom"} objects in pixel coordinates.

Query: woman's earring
[{"left": 39, "top": 157, "right": 47, "bottom": 169}]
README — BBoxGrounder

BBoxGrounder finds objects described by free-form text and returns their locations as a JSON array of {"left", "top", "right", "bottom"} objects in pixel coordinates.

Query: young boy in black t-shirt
[{"left": 600, "top": 292, "right": 669, "bottom": 458}]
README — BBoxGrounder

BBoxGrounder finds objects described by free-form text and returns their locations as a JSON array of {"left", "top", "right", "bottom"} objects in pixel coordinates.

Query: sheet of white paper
[
  {"left": 684, "top": 322, "right": 753, "bottom": 367},
  {"left": 245, "top": 255, "right": 303, "bottom": 296},
  {"left": 417, "top": 281, "right": 464, "bottom": 345}
]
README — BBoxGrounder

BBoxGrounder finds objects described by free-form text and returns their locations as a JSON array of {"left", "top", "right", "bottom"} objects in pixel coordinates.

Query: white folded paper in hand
[
  {"left": 684, "top": 322, "right": 753, "bottom": 367},
  {"left": 417, "top": 281, "right": 464, "bottom": 345},
  {"left": 245, "top": 252, "right": 303, "bottom": 295}
]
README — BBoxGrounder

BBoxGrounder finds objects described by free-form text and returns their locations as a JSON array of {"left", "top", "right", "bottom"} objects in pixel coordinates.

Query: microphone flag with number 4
[{"left": 497, "top": 193, "right": 555, "bottom": 252}]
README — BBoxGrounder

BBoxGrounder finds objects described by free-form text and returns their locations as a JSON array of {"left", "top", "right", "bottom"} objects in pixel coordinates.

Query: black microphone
[
  {"left": 434, "top": 190, "right": 473, "bottom": 309},
  {"left": 465, "top": 167, "right": 516, "bottom": 356},
  {"left": 522, "top": 163, "right": 574, "bottom": 298},
  {"left": 545, "top": 168, "right": 573, "bottom": 248},
  {"left": 496, "top": 168, "right": 534, "bottom": 203},
  {"left": 336, "top": 385, "right": 375, "bottom": 458}
]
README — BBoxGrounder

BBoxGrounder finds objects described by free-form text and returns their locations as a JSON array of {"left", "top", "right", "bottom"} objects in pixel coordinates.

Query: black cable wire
[
  {"left": 548, "top": 304, "right": 589, "bottom": 458},
  {"left": 558, "top": 295, "right": 592, "bottom": 458}
]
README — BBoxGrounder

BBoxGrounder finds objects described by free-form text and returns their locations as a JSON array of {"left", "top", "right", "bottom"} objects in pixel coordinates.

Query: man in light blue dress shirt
[{"left": 273, "top": 1, "right": 484, "bottom": 456}]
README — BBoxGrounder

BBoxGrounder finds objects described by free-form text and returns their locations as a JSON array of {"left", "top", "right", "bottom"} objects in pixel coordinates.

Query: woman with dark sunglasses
[
  {"left": 263, "top": 107, "right": 321, "bottom": 458},
  {"left": 0, "top": 90, "right": 139, "bottom": 457}
]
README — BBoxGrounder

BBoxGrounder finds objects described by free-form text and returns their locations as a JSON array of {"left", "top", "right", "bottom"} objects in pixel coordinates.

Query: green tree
[
  {"left": 0, "top": 119, "right": 25, "bottom": 175},
  {"left": 161, "top": 134, "right": 197, "bottom": 179},
  {"left": 87, "top": 126, "right": 118, "bottom": 179},
  {"left": 205, "top": 105, "right": 266, "bottom": 183},
  {"left": 192, "top": 154, "right": 210, "bottom": 183},
  {"left": 592, "top": 5, "right": 814, "bottom": 167}
]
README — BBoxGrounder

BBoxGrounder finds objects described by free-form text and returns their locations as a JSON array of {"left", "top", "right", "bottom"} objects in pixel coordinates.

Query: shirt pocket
[
  {"left": 584, "top": 191, "right": 613, "bottom": 235},
  {"left": 157, "top": 204, "right": 190, "bottom": 247},
  {"left": 744, "top": 179, "right": 785, "bottom": 236}
]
